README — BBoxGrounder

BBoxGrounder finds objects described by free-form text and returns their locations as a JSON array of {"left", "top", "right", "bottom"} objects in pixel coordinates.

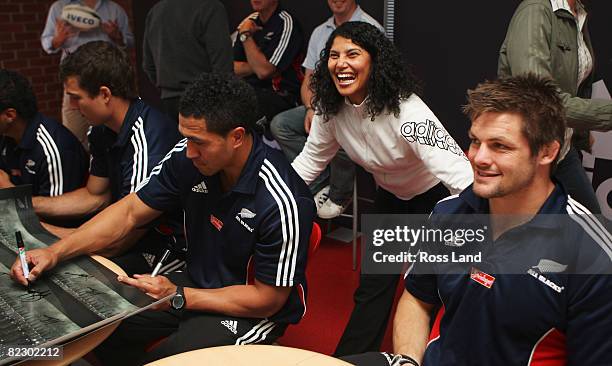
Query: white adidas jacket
[{"left": 292, "top": 94, "right": 473, "bottom": 200}]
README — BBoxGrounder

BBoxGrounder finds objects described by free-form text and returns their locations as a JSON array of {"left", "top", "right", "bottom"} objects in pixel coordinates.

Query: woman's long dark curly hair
[{"left": 310, "top": 21, "right": 421, "bottom": 122}]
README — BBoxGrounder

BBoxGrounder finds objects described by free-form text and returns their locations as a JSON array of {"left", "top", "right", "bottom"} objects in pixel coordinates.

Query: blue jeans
[{"left": 270, "top": 106, "right": 354, "bottom": 203}]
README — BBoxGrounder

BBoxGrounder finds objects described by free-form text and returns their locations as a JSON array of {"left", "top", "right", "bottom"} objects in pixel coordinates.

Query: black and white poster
[{"left": 0, "top": 186, "right": 165, "bottom": 365}]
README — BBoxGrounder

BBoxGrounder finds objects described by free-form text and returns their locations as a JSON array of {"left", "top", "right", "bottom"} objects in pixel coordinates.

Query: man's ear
[
  {"left": 230, "top": 127, "right": 247, "bottom": 148},
  {"left": 1, "top": 108, "right": 17, "bottom": 121},
  {"left": 99, "top": 86, "right": 112, "bottom": 103},
  {"left": 538, "top": 140, "right": 561, "bottom": 166}
]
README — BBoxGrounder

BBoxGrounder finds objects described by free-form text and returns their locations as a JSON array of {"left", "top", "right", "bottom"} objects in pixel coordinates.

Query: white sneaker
[
  {"left": 318, "top": 199, "right": 349, "bottom": 219},
  {"left": 313, "top": 185, "right": 330, "bottom": 210}
]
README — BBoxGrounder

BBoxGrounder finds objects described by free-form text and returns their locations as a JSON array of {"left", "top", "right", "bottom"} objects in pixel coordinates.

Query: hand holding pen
[{"left": 10, "top": 234, "right": 59, "bottom": 286}]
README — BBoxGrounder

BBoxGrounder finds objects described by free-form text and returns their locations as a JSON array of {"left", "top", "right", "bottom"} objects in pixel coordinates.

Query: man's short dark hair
[
  {"left": 463, "top": 73, "right": 566, "bottom": 168},
  {"left": 59, "top": 41, "right": 137, "bottom": 99},
  {"left": 179, "top": 73, "right": 260, "bottom": 136},
  {"left": 0, "top": 69, "right": 38, "bottom": 121}
]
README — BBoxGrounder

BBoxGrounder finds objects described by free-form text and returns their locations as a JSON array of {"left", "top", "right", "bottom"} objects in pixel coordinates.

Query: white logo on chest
[{"left": 235, "top": 208, "right": 255, "bottom": 232}]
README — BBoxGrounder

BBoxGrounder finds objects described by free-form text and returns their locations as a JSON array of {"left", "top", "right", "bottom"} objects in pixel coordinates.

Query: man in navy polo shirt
[
  {"left": 234, "top": 0, "right": 304, "bottom": 123},
  {"left": 0, "top": 69, "right": 87, "bottom": 197},
  {"left": 31, "top": 41, "right": 184, "bottom": 275},
  {"left": 342, "top": 75, "right": 612, "bottom": 366},
  {"left": 11, "top": 73, "right": 316, "bottom": 365}
]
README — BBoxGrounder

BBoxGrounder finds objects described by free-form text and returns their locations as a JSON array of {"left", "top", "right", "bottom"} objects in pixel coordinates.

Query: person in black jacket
[{"left": 143, "top": 0, "right": 233, "bottom": 124}]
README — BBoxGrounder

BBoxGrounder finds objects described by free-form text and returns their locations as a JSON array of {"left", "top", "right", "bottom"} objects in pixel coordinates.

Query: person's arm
[
  {"left": 393, "top": 290, "right": 435, "bottom": 364},
  {"left": 109, "top": 4, "right": 134, "bottom": 49},
  {"left": 120, "top": 274, "right": 292, "bottom": 318},
  {"left": 186, "top": 279, "right": 292, "bottom": 317},
  {"left": 11, "top": 193, "right": 162, "bottom": 285},
  {"left": 501, "top": 3, "right": 612, "bottom": 131},
  {"left": 234, "top": 61, "right": 254, "bottom": 78},
  {"left": 0, "top": 169, "right": 14, "bottom": 189},
  {"left": 301, "top": 70, "right": 316, "bottom": 133},
  {"left": 32, "top": 175, "right": 112, "bottom": 219},
  {"left": 40, "top": 218, "right": 147, "bottom": 258},
  {"left": 40, "top": 222, "right": 75, "bottom": 239},
  {"left": 41, "top": 4, "right": 75, "bottom": 54},
  {"left": 291, "top": 113, "right": 341, "bottom": 184},
  {"left": 400, "top": 101, "right": 473, "bottom": 194},
  {"left": 236, "top": 19, "right": 276, "bottom": 80},
  {"left": 201, "top": 2, "right": 233, "bottom": 73}
]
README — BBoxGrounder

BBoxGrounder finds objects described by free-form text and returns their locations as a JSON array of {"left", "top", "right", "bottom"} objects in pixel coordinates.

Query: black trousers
[
  {"left": 253, "top": 88, "right": 296, "bottom": 138},
  {"left": 94, "top": 272, "right": 286, "bottom": 366},
  {"left": 554, "top": 147, "right": 601, "bottom": 214},
  {"left": 334, "top": 183, "right": 450, "bottom": 357}
]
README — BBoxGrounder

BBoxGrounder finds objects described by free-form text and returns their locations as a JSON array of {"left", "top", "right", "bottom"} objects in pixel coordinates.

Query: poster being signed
[{"left": 0, "top": 186, "right": 165, "bottom": 365}]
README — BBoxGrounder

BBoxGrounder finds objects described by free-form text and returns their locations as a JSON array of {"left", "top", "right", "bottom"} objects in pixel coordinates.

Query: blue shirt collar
[
  {"left": 114, "top": 98, "right": 144, "bottom": 147},
  {"left": 459, "top": 182, "right": 568, "bottom": 229},
  {"left": 229, "top": 133, "right": 266, "bottom": 195},
  {"left": 18, "top": 113, "right": 43, "bottom": 150},
  {"left": 324, "top": 5, "right": 366, "bottom": 30}
]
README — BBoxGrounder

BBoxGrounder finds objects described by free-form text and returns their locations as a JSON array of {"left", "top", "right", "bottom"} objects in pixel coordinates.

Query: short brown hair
[
  {"left": 463, "top": 74, "right": 566, "bottom": 168},
  {"left": 60, "top": 41, "right": 137, "bottom": 100}
]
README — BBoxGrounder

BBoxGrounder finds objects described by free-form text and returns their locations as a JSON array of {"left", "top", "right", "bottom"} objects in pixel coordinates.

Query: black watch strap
[
  {"left": 387, "top": 353, "right": 419, "bottom": 366},
  {"left": 239, "top": 30, "right": 252, "bottom": 41}
]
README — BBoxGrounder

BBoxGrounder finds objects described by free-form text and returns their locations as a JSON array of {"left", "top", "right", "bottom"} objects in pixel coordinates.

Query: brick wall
[{"left": 0, "top": 0, "right": 133, "bottom": 122}]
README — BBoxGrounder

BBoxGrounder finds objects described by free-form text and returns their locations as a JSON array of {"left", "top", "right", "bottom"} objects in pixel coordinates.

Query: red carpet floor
[{"left": 277, "top": 236, "right": 403, "bottom": 355}]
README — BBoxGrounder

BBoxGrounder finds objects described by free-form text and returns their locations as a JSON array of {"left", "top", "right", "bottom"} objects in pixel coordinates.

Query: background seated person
[
  {"left": 233, "top": 0, "right": 304, "bottom": 126},
  {"left": 11, "top": 73, "right": 316, "bottom": 366},
  {"left": 33, "top": 41, "right": 184, "bottom": 275},
  {"left": 270, "top": 0, "right": 384, "bottom": 219},
  {"left": 0, "top": 69, "right": 87, "bottom": 198}
]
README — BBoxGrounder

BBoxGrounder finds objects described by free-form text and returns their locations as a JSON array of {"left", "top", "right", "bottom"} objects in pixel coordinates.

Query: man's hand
[
  {"left": 238, "top": 18, "right": 262, "bottom": 35},
  {"left": 304, "top": 108, "right": 315, "bottom": 134},
  {"left": 10, "top": 247, "right": 59, "bottom": 285},
  {"left": 117, "top": 274, "right": 177, "bottom": 310},
  {"left": 51, "top": 19, "right": 77, "bottom": 49},
  {"left": 0, "top": 169, "right": 15, "bottom": 189},
  {"left": 101, "top": 20, "right": 123, "bottom": 45}
]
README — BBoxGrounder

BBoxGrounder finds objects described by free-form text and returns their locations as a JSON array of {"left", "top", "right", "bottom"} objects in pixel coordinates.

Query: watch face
[{"left": 172, "top": 293, "right": 185, "bottom": 310}]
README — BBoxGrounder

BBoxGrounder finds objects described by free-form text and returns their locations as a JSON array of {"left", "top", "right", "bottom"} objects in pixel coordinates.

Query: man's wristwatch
[
  {"left": 171, "top": 286, "right": 186, "bottom": 311},
  {"left": 239, "top": 30, "right": 252, "bottom": 43}
]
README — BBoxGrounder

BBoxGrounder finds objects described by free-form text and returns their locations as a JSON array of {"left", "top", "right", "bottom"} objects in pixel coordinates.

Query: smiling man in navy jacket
[{"left": 343, "top": 75, "right": 612, "bottom": 366}]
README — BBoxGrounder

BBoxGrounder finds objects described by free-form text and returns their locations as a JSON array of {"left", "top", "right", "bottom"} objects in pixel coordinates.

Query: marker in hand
[
  {"left": 16, "top": 231, "right": 30, "bottom": 284},
  {"left": 150, "top": 249, "right": 171, "bottom": 278}
]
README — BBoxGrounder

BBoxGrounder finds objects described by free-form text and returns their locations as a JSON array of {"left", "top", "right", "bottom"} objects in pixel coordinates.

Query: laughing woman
[{"left": 291, "top": 21, "right": 473, "bottom": 356}]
